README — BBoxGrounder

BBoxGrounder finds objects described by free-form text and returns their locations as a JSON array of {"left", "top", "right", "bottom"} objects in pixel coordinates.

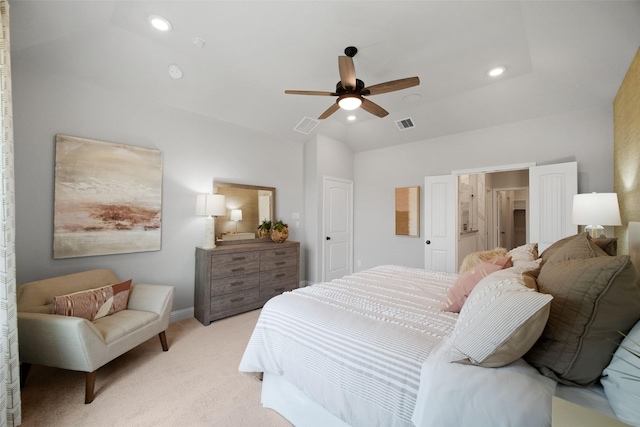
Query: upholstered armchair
[{"left": 17, "top": 269, "right": 174, "bottom": 403}]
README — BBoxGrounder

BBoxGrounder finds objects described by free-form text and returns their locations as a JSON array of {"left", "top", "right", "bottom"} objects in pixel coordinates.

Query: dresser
[{"left": 194, "top": 241, "right": 300, "bottom": 325}]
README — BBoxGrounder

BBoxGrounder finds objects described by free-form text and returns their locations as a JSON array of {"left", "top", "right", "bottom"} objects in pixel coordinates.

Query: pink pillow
[{"left": 442, "top": 257, "right": 512, "bottom": 313}]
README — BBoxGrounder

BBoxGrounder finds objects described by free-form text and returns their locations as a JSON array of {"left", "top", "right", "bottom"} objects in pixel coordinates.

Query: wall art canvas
[
  {"left": 395, "top": 186, "right": 420, "bottom": 237},
  {"left": 53, "top": 134, "right": 162, "bottom": 259}
]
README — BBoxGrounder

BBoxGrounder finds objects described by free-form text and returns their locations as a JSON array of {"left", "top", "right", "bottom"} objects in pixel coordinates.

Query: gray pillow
[{"left": 525, "top": 234, "right": 640, "bottom": 386}]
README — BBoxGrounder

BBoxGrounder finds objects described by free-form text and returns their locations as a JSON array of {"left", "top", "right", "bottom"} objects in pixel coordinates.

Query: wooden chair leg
[
  {"left": 85, "top": 371, "right": 97, "bottom": 404},
  {"left": 158, "top": 331, "right": 169, "bottom": 351},
  {"left": 20, "top": 362, "right": 32, "bottom": 388}
]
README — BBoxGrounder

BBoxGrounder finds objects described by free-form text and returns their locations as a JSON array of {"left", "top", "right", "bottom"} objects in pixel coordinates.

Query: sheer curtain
[{"left": 0, "top": 1, "right": 21, "bottom": 425}]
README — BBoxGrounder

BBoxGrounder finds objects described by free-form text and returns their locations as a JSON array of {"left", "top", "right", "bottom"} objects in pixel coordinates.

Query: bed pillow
[
  {"left": 52, "top": 279, "right": 132, "bottom": 321},
  {"left": 489, "top": 258, "right": 543, "bottom": 291},
  {"left": 442, "top": 257, "right": 512, "bottom": 313},
  {"left": 458, "top": 247, "right": 507, "bottom": 274},
  {"left": 507, "top": 242, "right": 539, "bottom": 267},
  {"left": 448, "top": 274, "right": 553, "bottom": 367},
  {"left": 525, "top": 233, "right": 640, "bottom": 386},
  {"left": 601, "top": 320, "right": 640, "bottom": 426},
  {"left": 540, "top": 233, "right": 618, "bottom": 262}
]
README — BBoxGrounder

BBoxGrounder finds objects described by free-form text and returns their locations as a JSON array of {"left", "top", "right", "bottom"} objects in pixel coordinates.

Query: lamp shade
[
  {"left": 572, "top": 193, "right": 622, "bottom": 226},
  {"left": 195, "top": 194, "right": 226, "bottom": 217},
  {"left": 230, "top": 209, "right": 243, "bottom": 221}
]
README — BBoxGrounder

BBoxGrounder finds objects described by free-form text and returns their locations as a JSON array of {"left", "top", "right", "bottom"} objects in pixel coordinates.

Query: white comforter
[{"left": 239, "top": 265, "right": 557, "bottom": 427}]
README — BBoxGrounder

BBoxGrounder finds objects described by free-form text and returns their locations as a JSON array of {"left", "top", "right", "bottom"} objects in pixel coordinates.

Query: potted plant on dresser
[
  {"left": 258, "top": 220, "right": 271, "bottom": 239},
  {"left": 270, "top": 219, "right": 289, "bottom": 243}
]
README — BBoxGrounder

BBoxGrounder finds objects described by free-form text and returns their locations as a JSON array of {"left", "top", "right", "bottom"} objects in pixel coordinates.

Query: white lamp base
[{"left": 203, "top": 216, "right": 217, "bottom": 249}]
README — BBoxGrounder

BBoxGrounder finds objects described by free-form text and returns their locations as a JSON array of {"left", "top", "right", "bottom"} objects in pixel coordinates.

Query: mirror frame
[{"left": 213, "top": 181, "right": 276, "bottom": 244}]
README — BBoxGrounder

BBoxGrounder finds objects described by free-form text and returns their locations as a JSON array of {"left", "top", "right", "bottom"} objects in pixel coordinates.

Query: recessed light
[
  {"left": 148, "top": 15, "right": 172, "bottom": 32},
  {"left": 347, "top": 115, "right": 356, "bottom": 121},
  {"left": 488, "top": 66, "right": 506, "bottom": 77}
]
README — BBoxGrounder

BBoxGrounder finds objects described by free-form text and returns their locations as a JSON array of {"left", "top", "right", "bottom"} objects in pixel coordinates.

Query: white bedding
[
  {"left": 239, "top": 265, "right": 558, "bottom": 427},
  {"left": 239, "top": 265, "right": 458, "bottom": 427},
  {"left": 412, "top": 335, "right": 557, "bottom": 427}
]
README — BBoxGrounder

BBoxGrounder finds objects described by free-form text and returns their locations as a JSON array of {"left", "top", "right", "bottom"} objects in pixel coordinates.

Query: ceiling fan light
[{"left": 338, "top": 95, "right": 362, "bottom": 110}]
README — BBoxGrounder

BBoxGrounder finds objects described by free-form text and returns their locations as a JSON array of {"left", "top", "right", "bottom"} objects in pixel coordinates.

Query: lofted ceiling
[{"left": 9, "top": 1, "right": 640, "bottom": 152}]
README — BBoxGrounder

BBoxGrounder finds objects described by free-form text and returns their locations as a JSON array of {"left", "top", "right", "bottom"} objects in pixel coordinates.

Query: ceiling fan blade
[
  {"left": 360, "top": 98, "right": 389, "bottom": 118},
  {"left": 338, "top": 56, "right": 356, "bottom": 90},
  {"left": 318, "top": 102, "right": 340, "bottom": 120},
  {"left": 362, "top": 76, "right": 420, "bottom": 96},
  {"left": 284, "top": 90, "right": 336, "bottom": 96}
]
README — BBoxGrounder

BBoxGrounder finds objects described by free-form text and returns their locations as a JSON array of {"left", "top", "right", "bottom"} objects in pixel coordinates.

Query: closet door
[
  {"left": 529, "top": 162, "right": 578, "bottom": 252},
  {"left": 424, "top": 175, "right": 457, "bottom": 273}
]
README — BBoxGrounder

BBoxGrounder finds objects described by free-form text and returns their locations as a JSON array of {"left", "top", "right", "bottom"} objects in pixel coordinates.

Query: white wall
[
  {"left": 353, "top": 107, "right": 614, "bottom": 271},
  {"left": 303, "top": 134, "right": 354, "bottom": 284},
  {"left": 13, "top": 59, "right": 304, "bottom": 316}
]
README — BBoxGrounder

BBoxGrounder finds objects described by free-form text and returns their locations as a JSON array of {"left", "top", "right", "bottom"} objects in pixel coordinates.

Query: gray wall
[
  {"left": 13, "top": 58, "right": 304, "bottom": 317},
  {"left": 353, "top": 107, "right": 614, "bottom": 271}
]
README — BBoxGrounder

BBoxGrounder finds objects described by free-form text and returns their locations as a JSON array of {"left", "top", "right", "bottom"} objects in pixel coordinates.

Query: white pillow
[
  {"left": 449, "top": 274, "right": 553, "bottom": 367},
  {"left": 507, "top": 242, "right": 539, "bottom": 267},
  {"left": 601, "top": 320, "right": 640, "bottom": 426}
]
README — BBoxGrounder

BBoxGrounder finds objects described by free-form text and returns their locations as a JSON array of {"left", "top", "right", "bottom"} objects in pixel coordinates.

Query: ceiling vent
[
  {"left": 294, "top": 117, "right": 320, "bottom": 135},
  {"left": 395, "top": 117, "right": 415, "bottom": 131}
]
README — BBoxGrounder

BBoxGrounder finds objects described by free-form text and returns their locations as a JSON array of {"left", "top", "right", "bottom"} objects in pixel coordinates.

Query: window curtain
[{"left": 0, "top": 1, "right": 21, "bottom": 426}]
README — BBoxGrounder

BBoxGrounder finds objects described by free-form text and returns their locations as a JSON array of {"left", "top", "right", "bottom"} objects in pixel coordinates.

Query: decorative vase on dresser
[{"left": 194, "top": 240, "right": 300, "bottom": 325}]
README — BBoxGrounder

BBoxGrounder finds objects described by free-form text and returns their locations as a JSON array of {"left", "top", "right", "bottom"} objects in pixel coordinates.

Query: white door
[
  {"left": 424, "top": 175, "right": 457, "bottom": 273},
  {"left": 529, "top": 161, "right": 578, "bottom": 252},
  {"left": 323, "top": 177, "right": 353, "bottom": 282}
]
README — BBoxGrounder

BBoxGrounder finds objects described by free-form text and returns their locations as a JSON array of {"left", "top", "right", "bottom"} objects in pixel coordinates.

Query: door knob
[
  {"left": 425, "top": 240, "right": 431, "bottom": 244},
  {"left": 326, "top": 236, "right": 331, "bottom": 240}
]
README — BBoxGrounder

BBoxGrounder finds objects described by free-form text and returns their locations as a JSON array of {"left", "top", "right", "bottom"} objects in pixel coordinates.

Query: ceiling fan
[{"left": 285, "top": 46, "right": 420, "bottom": 119}]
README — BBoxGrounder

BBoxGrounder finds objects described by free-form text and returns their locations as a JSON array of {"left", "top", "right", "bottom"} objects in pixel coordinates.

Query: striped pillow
[
  {"left": 448, "top": 275, "right": 552, "bottom": 367},
  {"left": 52, "top": 279, "right": 132, "bottom": 321}
]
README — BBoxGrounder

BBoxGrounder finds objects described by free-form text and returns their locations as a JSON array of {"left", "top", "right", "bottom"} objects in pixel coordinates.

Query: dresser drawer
[
  {"left": 211, "top": 273, "right": 259, "bottom": 296},
  {"left": 211, "top": 287, "right": 260, "bottom": 313},
  {"left": 260, "top": 265, "right": 298, "bottom": 287},
  {"left": 260, "top": 280, "right": 298, "bottom": 301},
  {"left": 210, "top": 251, "right": 260, "bottom": 278},
  {"left": 260, "top": 246, "right": 298, "bottom": 271}
]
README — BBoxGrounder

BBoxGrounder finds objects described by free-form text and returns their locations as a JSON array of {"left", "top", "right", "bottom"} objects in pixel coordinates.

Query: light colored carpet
[{"left": 20, "top": 309, "right": 292, "bottom": 427}]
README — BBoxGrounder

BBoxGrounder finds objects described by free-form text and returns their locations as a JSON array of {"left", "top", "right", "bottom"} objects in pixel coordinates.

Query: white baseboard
[{"left": 170, "top": 307, "right": 194, "bottom": 323}]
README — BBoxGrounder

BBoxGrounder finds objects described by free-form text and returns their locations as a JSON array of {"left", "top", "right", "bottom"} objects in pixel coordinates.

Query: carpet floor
[{"left": 19, "top": 309, "right": 292, "bottom": 427}]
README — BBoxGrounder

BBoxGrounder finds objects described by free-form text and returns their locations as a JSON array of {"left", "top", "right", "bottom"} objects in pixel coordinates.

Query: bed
[{"left": 239, "top": 234, "right": 640, "bottom": 427}]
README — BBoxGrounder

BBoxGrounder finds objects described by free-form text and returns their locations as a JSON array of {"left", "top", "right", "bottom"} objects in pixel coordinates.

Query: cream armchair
[{"left": 17, "top": 269, "right": 174, "bottom": 403}]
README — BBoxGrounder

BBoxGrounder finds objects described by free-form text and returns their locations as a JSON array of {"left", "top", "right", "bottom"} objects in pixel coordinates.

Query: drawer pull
[
  {"left": 231, "top": 268, "right": 245, "bottom": 273},
  {"left": 230, "top": 297, "right": 244, "bottom": 303},
  {"left": 230, "top": 281, "right": 244, "bottom": 286},
  {"left": 275, "top": 273, "right": 286, "bottom": 278},
  {"left": 275, "top": 261, "right": 286, "bottom": 266},
  {"left": 275, "top": 251, "right": 286, "bottom": 256},
  {"left": 232, "top": 256, "right": 246, "bottom": 261}
]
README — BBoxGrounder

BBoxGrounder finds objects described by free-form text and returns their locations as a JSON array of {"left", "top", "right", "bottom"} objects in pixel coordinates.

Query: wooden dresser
[{"left": 194, "top": 241, "right": 300, "bottom": 325}]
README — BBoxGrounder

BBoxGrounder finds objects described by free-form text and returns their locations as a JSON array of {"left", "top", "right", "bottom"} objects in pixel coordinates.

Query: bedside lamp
[
  {"left": 230, "top": 209, "right": 242, "bottom": 234},
  {"left": 572, "top": 192, "right": 622, "bottom": 238},
  {"left": 196, "top": 193, "right": 226, "bottom": 248}
]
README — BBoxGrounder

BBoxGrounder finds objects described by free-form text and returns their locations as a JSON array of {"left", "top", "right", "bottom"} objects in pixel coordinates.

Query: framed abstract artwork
[
  {"left": 53, "top": 134, "right": 163, "bottom": 258},
  {"left": 395, "top": 186, "right": 420, "bottom": 237}
]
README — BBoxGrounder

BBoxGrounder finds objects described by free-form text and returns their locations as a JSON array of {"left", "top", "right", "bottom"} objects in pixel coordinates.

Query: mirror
[
  {"left": 213, "top": 181, "right": 276, "bottom": 242},
  {"left": 395, "top": 186, "right": 420, "bottom": 237}
]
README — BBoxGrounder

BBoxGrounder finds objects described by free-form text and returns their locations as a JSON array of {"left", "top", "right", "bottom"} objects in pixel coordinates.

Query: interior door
[
  {"left": 424, "top": 175, "right": 457, "bottom": 273},
  {"left": 529, "top": 161, "right": 578, "bottom": 252},
  {"left": 323, "top": 177, "right": 353, "bottom": 282}
]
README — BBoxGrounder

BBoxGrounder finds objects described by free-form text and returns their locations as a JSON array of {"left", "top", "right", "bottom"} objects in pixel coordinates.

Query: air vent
[
  {"left": 294, "top": 117, "right": 320, "bottom": 135},
  {"left": 395, "top": 117, "right": 415, "bottom": 131}
]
